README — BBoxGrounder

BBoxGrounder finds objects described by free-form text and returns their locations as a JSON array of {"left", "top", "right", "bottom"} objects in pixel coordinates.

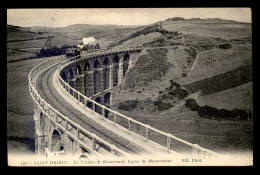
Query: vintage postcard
[{"left": 7, "top": 8, "right": 253, "bottom": 166}]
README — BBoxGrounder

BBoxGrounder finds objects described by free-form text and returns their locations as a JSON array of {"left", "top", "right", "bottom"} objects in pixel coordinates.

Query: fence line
[{"left": 57, "top": 48, "right": 221, "bottom": 158}]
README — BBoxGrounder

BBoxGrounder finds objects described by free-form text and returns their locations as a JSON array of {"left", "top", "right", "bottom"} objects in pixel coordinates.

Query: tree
[
  {"left": 40, "top": 48, "right": 46, "bottom": 57},
  {"left": 95, "top": 43, "right": 101, "bottom": 49},
  {"left": 83, "top": 44, "right": 89, "bottom": 50}
]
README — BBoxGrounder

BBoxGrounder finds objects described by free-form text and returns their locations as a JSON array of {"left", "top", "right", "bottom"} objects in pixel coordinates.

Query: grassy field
[
  {"left": 177, "top": 44, "right": 252, "bottom": 85},
  {"left": 112, "top": 105, "right": 253, "bottom": 154},
  {"left": 7, "top": 24, "right": 141, "bottom": 63},
  {"left": 183, "top": 65, "right": 252, "bottom": 95},
  {"left": 162, "top": 19, "right": 251, "bottom": 40},
  {"left": 7, "top": 48, "right": 37, "bottom": 62},
  {"left": 7, "top": 57, "right": 53, "bottom": 154},
  {"left": 116, "top": 32, "right": 162, "bottom": 48},
  {"left": 196, "top": 82, "right": 253, "bottom": 111}
]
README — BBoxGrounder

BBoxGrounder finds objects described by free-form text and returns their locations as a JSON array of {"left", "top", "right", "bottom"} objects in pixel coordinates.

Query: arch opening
[
  {"left": 79, "top": 155, "right": 88, "bottom": 159},
  {"left": 87, "top": 102, "right": 93, "bottom": 109},
  {"left": 51, "top": 129, "right": 63, "bottom": 152},
  {"left": 104, "top": 93, "right": 111, "bottom": 118},
  {"left": 113, "top": 65, "right": 119, "bottom": 87},
  {"left": 76, "top": 65, "right": 82, "bottom": 75},
  {"left": 39, "top": 112, "right": 45, "bottom": 132},
  {"left": 95, "top": 97, "right": 102, "bottom": 115},
  {"left": 123, "top": 54, "right": 130, "bottom": 78},
  {"left": 62, "top": 72, "right": 67, "bottom": 82},
  {"left": 84, "top": 62, "right": 91, "bottom": 71},
  {"left": 94, "top": 60, "right": 101, "bottom": 68},
  {"left": 69, "top": 67, "right": 75, "bottom": 89},
  {"left": 69, "top": 67, "right": 74, "bottom": 79},
  {"left": 103, "top": 57, "right": 110, "bottom": 66},
  {"left": 113, "top": 55, "right": 119, "bottom": 63},
  {"left": 94, "top": 71, "right": 100, "bottom": 94},
  {"left": 104, "top": 68, "right": 109, "bottom": 90}
]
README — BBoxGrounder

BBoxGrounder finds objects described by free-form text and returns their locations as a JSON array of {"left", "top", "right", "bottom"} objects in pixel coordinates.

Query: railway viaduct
[
  {"left": 60, "top": 49, "right": 140, "bottom": 117},
  {"left": 29, "top": 47, "right": 220, "bottom": 160}
]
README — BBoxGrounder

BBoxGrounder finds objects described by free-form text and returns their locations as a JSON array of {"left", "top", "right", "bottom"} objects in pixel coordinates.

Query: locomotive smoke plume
[{"left": 83, "top": 37, "right": 95, "bottom": 45}]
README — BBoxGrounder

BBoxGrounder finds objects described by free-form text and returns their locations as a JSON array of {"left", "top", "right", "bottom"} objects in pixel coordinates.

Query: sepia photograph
[{"left": 7, "top": 8, "right": 253, "bottom": 166}]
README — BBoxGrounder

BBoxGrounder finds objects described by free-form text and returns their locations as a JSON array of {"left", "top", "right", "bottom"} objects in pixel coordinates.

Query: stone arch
[
  {"left": 103, "top": 57, "right": 110, "bottom": 66},
  {"left": 39, "top": 112, "right": 46, "bottom": 132},
  {"left": 104, "top": 92, "right": 111, "bottom": 118},
  {"left": 95, "top": 97, "right": 102, "bottom": 115},
  {"left": 113, "top": 55, "right": 119, "bottom": 63},
  {"left": 61, "top": 71, "right": 67, "bottom": 82},
  {"left": 93, "top": 59, "right": 101, "bottom": 68},
  {"left": 50, "top": 129, "right": 64, "bottom": 152},
  {"left": 76, "top": 64, "right": 83, "bottom": 75},
  {"left": 75, "top": 64, "right": 84, "bottom": 95},
  {"left": 79, "top": 155, "right": 89, "bottom": 159},
  {"left": 84, "top": 62, "right": 91, "bottom": 71},
  {"left": 68, "top": 67, "right": 75, "bottom": 89},
  {"left": 94, "top": 71, "right": 100, "bottom": 94},
  {"left": 69, "top": 67, "right": 74, "bottom": 79},
  {"left": 87, "top": 101, "right": 93, "bottom": 109},
  {"left": 84, "top": 62, "right": 91, "bottom": 96},
  {"left": 104, "top": 92, "right": 111, "bottom": 107},
  {"left": 123, "top": 54, "right": 130, "bottom": 78},
  {"left": 104, "top": 68, "right": 109, "bottom": 90},
  {"left": 78, "top": 147, "right": 90, "bottom": 159},
  {"left": 113, "top": 65, "right": 119, "bottom": 87}
]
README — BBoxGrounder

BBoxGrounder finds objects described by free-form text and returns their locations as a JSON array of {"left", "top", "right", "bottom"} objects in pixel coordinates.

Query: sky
[{"left": 7, "top": 8, "right": 251, "bottom": 27}]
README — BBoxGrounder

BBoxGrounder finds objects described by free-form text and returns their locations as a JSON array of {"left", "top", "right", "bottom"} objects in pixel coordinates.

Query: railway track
[{"left": 35, "top": 63, "right": 149, "bottom": 155}]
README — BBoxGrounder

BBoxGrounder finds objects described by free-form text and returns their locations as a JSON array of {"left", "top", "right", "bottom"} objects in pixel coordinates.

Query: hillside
[
  {"left": 196, "top": 82, "right": 253, "bottom": 111},
  {"left": 111, "top": 17, "right": 252, "bottom": 115},
  {"left": 162, "top": 18, "right": 251, "bottom": 40},
  {"left": 7, "top": 25, "right": 51, "bottom": 42},
  {"left": 110, "top": 18, "right": 252, "bottom": 153},
  {"left": 27, "top": 24, "right": 143, "bottom": 48},
  {"left": 110, "top": 18, "right": 251, "bottom": 48},
  {"left": 7, "top": 24, "right": 142, "bottom": 62},
  {"left": 177, "top": 44, "right": 252, "bottom": 85}
]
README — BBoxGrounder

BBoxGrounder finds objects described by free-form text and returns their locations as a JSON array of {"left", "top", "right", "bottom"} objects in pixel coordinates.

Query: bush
[
  {"left": 198, "top": 105, "right": 219, "bottom": 118},
  {"left": 153, "top": 100, "right": 173, "bottom": 111},
  {"left": 95, "top": 43, "right": 101, "bottom": 49},
  {"left": 185, "top": 98, "right": 200, "bottom": 111},
  {"left": 182, "top": 73, "right": 187, "bottom": 77},
  {"left": 231, "top": 108, "right": 248, "bottom": 120},
  {"left": 37, "top": 44, "right": 77, "bottom": 57},
  {"left": 166, "top": 35, "right": 173, "bottom": 39},
  {"left": 159, "top": 29, "right": 169, "bottom": 35},
  {"left": 169, "top": 80, "right": 181, "bottom": 90},
  {"left": 219, "top": 43, "right": 232, "bottom": 49},
  {"left": 168, "top": 89, "right": 189, "bottom": 100},
  {"left": 185, "top": 98, "right": 250, "bottom": 121},
  {"left": 118, "top": 100, "right": 139, "bottom": 111},
  {"left": 157, "top": 38, "right": 165, "bottom": 42}
]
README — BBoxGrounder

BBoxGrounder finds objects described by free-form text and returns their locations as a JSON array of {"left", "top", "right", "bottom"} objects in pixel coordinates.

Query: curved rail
[
  {"left": 57, "top": 48, "right": 221, "bottom": 158},
  {"left": 28, "top": 55, "right": 130, "bottom": 157}
]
